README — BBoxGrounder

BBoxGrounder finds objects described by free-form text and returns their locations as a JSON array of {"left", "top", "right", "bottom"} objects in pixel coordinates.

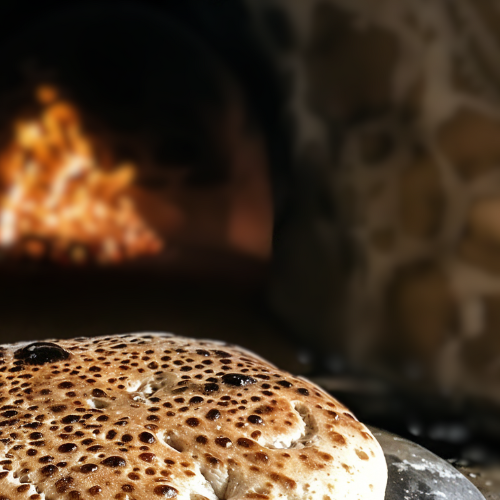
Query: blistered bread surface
[{"left": 0, "top": 333, "right": 387, "bottom": 500}]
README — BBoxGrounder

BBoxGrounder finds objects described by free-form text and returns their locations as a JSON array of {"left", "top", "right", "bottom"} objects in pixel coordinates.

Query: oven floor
[
  {"left": 456, "top": 466, "right": 500, "bottom": 500},
  {"left": 0, "top": 257, "right": 312, "bottom": 376}
]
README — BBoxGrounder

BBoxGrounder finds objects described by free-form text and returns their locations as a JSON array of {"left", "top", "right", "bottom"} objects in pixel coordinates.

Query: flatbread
[{"left": 0, "top": 333, "right": 387, "bottom": 499}]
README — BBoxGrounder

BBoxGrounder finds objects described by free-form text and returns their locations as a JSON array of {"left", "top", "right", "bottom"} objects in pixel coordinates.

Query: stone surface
[
  {"left": 447, "top": 0, "right": 500, "bottom": 100},
  {"left": 383, "top": 261, "right": 456, "bottom": 378},
  {"left": 359, "top": 128, "right": 396, "bottom": 165},
  {"left": 370, "top": 228, "right": 397, "bottom": 252},
  {"left": 467, "top": 0, "right": 500, "bottom": 90},
  {"left": 460, "top": 198, "right": 500, "bottom": 274},
  {"left": 457, "top": 465, "right": 500, "bottom": 500},
  {"left": 304, "top": 1, "right": 399, "bottom": 122},
  {"left": 256, "top": 0, "right": 500, "bottom": 405},
  {"left": 400, "top": 157, "right": 445, "bottom": 239},
  {"left": 462, "top": 295, "right": 500, "bottom": 379},
  {"left": 371, "top": 428, "right": 486, "bottom": 500},
  {"left": 438, "top": 108, "right": 500, "bottom": 180}
]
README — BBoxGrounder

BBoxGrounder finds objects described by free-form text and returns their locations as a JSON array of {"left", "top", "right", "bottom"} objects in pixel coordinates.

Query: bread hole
[
  {"left": 164, "top": 431, "right": 184, "bottom": 453},
  {"left": 11, "top": 471, "right": 41, "bottom": 497},
  {"left": 293, "top": 402, "right": 318, "bottom": 446},
  {"left": 165, "top": 441, "right": 225, "bottom": 500},
  {"left": 191, "top": 468, "right": 220, "bottom": 500},
  {"left": 13, "top": 468, "right": 30, "bottom": 481},
  {"left": 35, "top": 485, "right": 50, "bottom": 500},
  {"left": 222, "top": 470, "right": 246, "bottom": 500},
  {"left": 90, "top": 398, "right": 110, "bottom": 409},
  {"left": 198, "top": 466, "right": 229, "bottom": 500},
  {"left": 130, "top": 393, "right": 148, "bottom": 405},
  {"left": 132, "top": 374, "right": 175, "bottom": 398},
  {"left": 262, "top": 402, "right": 318, "bottom": 450},
  {"left": 35, "top": 484, "right": 56, "bottom": 500}
]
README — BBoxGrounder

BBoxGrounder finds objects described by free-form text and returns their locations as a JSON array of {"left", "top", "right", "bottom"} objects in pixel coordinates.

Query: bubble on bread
[{"left": 0, "top": 333, "right": 387, "bottom": 500}]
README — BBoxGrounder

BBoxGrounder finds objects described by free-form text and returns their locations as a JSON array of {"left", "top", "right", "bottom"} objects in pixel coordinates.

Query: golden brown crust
[{"left": 0, "top": 333, "right": 386, "bottom": 500}]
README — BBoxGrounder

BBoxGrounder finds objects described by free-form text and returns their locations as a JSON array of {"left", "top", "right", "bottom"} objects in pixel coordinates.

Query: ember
[{"left": 0, "top": 86, "right": 163, "bottom": 264}]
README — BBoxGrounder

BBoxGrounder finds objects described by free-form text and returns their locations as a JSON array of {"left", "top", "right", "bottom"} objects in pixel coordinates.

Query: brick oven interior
[
  {"left": 0, "top": 0, "right": 295, "bottom": 365},
  {"left": 0, "top": 1, "right": 500, "bottom": 496}
]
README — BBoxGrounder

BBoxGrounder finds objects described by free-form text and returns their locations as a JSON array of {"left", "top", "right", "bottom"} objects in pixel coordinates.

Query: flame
[{"left": 0, "top": 86, "right": 163, "bottom": 264}]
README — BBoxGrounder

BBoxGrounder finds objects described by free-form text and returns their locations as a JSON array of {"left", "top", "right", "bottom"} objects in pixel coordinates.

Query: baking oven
[
  {"left": 0, "top": 1, "right": 499, "bottom": 497},
  {"left": 0, "top": 0, "right": 290, "bottom": 362}
]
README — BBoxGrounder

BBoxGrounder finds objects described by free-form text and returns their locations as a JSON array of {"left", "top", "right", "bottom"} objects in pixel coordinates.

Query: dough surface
[{"left": 0, "top": 333, "right": 387, "bottom": 500}]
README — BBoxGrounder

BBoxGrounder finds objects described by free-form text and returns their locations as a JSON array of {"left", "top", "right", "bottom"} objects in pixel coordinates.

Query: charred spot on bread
[
  {"left": 0, "top": 333, "right": 387, "bottom": 500},
  {"left": 14, "top": 342, "right": 70, "bottom": 365},
  {"left": 221, "top": 373, "right": 257, "bottom": 386}
]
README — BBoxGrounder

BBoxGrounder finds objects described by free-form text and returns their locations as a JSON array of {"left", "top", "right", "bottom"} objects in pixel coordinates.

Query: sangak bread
[{"left": 0, "top": 333, "right": 387, "bottom": 500}]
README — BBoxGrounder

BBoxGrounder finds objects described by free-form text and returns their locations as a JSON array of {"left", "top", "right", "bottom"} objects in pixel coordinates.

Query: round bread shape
[{"left": 0, "top": 333, "right": 387, "bottom": 500}]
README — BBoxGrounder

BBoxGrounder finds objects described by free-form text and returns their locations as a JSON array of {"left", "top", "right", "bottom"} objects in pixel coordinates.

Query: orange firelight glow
[{"left": 0, "top": 86, "right": 163, "bottom": 264}]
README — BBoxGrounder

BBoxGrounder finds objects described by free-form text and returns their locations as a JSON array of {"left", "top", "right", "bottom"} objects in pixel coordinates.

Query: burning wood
[{"left": 0, "top": 86, "right": 163, "bottom": 264}]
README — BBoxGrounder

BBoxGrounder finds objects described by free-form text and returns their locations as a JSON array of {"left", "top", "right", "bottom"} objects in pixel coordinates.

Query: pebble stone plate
[{"left": 370, "top": 427, "right": 486, "bottom": 500}]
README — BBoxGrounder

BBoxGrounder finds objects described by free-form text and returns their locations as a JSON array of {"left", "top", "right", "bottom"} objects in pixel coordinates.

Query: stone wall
[{"left": 250, "top": 0, "right": 500, "bottom": 405}]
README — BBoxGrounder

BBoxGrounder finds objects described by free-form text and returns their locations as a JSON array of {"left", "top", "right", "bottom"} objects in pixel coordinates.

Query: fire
[{"left": 0, "top": 86, "right": 163, "bottom": 264}]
